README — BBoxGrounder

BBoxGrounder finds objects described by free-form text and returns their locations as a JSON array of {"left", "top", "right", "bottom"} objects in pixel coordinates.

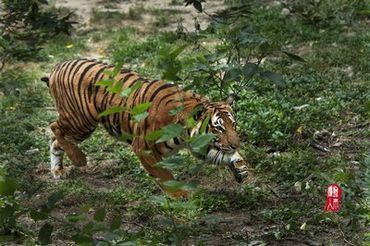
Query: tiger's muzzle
[{"left": 206, "top": 148, "right": 249, "bottom": 183}]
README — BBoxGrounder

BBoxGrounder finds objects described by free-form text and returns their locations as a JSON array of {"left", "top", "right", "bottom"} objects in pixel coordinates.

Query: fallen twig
[{"left": 310, "top": 141, "right": 330, "bottom": 152}]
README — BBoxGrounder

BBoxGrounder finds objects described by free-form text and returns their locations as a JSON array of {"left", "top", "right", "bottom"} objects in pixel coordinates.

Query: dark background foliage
[{"left": 0, "top": 0, "right": 75, "bottom": 69}]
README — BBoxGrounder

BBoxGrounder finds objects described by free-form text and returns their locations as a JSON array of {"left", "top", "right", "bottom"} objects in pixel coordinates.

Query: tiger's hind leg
[{"left": 49, "top": 120, "right": 97, "bottom": 179}]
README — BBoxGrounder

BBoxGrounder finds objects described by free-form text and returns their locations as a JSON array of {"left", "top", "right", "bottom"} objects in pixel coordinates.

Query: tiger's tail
[{"left": 41, "top": 76, "right": 50, "bottom": 87}]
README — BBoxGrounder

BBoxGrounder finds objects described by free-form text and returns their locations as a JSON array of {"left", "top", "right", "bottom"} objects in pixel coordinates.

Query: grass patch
[{"left": 90, "top": 8, "right": 126, "bottom": 25}]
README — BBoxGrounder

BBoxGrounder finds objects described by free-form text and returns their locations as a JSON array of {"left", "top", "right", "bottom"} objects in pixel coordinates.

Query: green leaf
[
  {"left": 150, "top": 195, "right": 167, "bottom": 206},
  {"left": 72, "top": 234, "right": 93, "bottom": 244},
  {"left": 157, "top": 156, "right": 185, "bottom": 170},
  {"left": 80, "top": 204, "right": 91, "bottom": 213},
  {"left": 130, "top": 80, "right": 144, "bottom": 91},
  {"left": 104, "top": 61, "right": 124, "bottom": 78},
  {"left": 132, "top": 102, "right": 151, "bottom": 115},
  {"left": 118, "top": 131, "right": 133, "bottom": 142},
  {"left": 99, "top": 106, "right": 125, "bottom": 117},
  {"left": 119, "top": 241, "right": 137, "bottom": 246},
  {"left": 163, "top": 180, "right": 185, "bottom": 192},
  {"left": 186, "top": 117, "right": 197, "bottom": 129},
  {"left": 358, "top": 9, "right": 370, "bottom": 16},
  {"left": 104, "top": 70, "right": 115, "bottom": 77},
  {"left": 95, "top": 79, "right": 114, "bottom": 87},
  {"left": 0, "top": 205, "right": 15, "bottom": 224},
  {"left": 205, "top": 51, "right": 227, "bottom": 63},
  {"left": 169, "top": 105, "right": 184, "bottom": 116},
  {"left": 364, "top": 99, "right": 370, "bottom": 118},
  {"left": 94, "top": 207, "right": 106, "bottom": 222},
  {"left": 131, "top": 102, "right": 151, "bottom": 122},
  {"left": 0, "top": 235, "right": 14, "bottom": 243},
  {"left": 145, "top": 129, "right": 164, "bottom": 141},
  {"left": 82, "top": 222, "right": 94, "bottom": 234},
  {"left": 156, "top": 123, "right": 183, "bottom": 143},
  {"left": 199, "top": 115, "right": 210, "bottom": 134},
  {"left": 169, "top": 44, "right": 188, "bottom": 59},
  {"left": 121, "top": 87, "right": 132, "bottom": 98},
  {"left": 242, "top": 63, "right": 259, "bottom": 79},
  {"left": 0, "top": 178, "right": 16, "bottom": 196},
  {"left": 133, "top": 112, "right": 149, "bottom": 122},
  {"left": 163, "top": 180, "right": 198, "bottom": 192},
  {"left": 38, "top": 223, "right": 53, "bottom": 245},
  {"left": 182, "top": 180, "right": 199, "bottom": 191},
  {"left": 47, "top": 191, "right": 63, "bottom": 208},
  {"left": 260, "top": 71, "right": 285, "bottom": 87},
  {"left": 30, "top": 210, "right": 48, "bottom": 221},
  {"left": 110, "top": 216, "right": 121, "bottom": 230},
  {"left": 162, "top": 66, "right": 181, "bottom": 81},
  {"left": 107, "top": 80, "right": 124, "bottom": 94},
  {"left": 189, "top": 134, "right": 215, "bottom": 154},
  {"left": 282, "top": 51, "right": 306, "bottom": 62},
  {"left": 223, "top": 67, "right": 241, "bottom": 83},
  {"left": 120, "top": 81, "right": 144, "bottom": 98},
  {"left": 112, "top": 61, "right": 124, "bottom": 77},
  {"left": 67, "top": 214, "right": 85, "bottom": 223}
]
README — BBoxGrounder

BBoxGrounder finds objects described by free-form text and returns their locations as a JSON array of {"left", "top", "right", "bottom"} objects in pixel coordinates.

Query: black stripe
[
  {"left": 149, "top": 84, "right": 176, "bottom": 102},
  {"left": 174, "top": 137, "right": 180, "bottom": 145},
  {"left": 164, "top": 141, "right": 174, "bottom": 150},
  {"left": 77, "top": 61, "right": 100, "bottom": 125},
  {"left": 141, "top": 79, "right": 160, "bottom": 103},
  {"left": 156, "top": 91, "right": 178, "bottom": 109},
  {"left": 121, "top": 73, "right": 138, "bottom": 88},
  {"left": 154, "top": 144, "right": 163, "bottom": 155},
  {"left": 88, "top": 65, "right": 107, "bottom": 102}
]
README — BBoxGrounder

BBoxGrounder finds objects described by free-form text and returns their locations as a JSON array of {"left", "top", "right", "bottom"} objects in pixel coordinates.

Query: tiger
[{"left": 41, "top": 58, "right": 249, "bottom": 197}]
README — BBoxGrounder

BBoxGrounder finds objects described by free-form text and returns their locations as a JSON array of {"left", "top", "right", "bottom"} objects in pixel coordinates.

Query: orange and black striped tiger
[{"left": 42, "top": 58, "right": 249, "bottom": 197}]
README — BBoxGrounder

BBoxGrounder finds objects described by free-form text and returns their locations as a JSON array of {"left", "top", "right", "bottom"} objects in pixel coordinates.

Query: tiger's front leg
[
  {"left": 135, "top": 151, "right": 189, "bottom": 198},
  {"left": 133, "top": 139, "right": 188, "bottom": 198}
]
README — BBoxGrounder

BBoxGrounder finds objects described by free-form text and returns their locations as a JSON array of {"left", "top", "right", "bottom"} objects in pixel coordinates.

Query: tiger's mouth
[
  {"left": 205, "top": 148, "right": 248, "bottom": 183},
  {"left": 213, "top": 143, "right": 235, "bottom": 154}
]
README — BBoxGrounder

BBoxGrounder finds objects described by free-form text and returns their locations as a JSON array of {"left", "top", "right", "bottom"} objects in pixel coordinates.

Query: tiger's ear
[{"left": 225, "top": 94, "right": 235, "bottom": 106}]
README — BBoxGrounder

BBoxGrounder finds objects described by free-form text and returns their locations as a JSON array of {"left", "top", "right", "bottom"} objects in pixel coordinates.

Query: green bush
[{"left": 0, "top": 0, "right": 75, "bottom": 69}]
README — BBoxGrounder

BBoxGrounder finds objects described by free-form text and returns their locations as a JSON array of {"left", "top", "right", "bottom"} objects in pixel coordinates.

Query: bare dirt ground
[
  {"left": 54, "top": 0, "right": 224, "bottom": 32},
  {"left": 53, "top": 0, "right": 224, "bottom": 60}
]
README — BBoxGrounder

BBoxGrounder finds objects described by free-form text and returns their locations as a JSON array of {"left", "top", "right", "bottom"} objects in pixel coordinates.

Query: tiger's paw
[{"left": 51, "top": 166, "right": 71, "bottom": 179}]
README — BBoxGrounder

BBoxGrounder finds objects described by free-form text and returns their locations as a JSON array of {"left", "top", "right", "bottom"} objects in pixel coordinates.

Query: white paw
[{"left": 51, "top": 167, "right": 71, "bottom": 179}]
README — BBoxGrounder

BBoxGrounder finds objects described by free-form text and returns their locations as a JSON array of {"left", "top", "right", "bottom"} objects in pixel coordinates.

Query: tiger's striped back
[{"left": 48, "top": 58, "right": 202, "bottom": 146}]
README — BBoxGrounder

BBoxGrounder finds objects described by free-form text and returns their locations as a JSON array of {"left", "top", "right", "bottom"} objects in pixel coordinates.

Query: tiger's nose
[
  {"left": 228, "top": 133, "right": 240, "bottom": 150},
  {"left": 230, "top": 143, "right": 238, "bottom": 150}
]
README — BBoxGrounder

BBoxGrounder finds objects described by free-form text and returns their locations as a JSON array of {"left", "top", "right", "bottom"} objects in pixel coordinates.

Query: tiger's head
[{"left": 191, "top": 96, "right": 249, "bottom": 183}]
